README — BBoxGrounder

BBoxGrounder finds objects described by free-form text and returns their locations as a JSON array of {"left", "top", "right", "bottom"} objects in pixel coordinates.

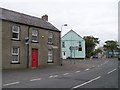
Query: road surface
[{"left": 2, "top": 58, "right": 119, "bottom": 89}]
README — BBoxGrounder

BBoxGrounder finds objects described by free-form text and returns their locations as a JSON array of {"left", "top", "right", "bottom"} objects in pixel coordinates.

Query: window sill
[
  {"left": 10, "top": 62, "right": 20, "bottom": 64},
  {"left": 11, "top": 38, "right": 21, "bottom": 41},
  {"left": 47, "top": 43, "right": 53, "bottom": 45},
  {"left": 31, "top": 41, "right": 39, "bottom": 43},
  {"left": 47, "top": 61, "right": 54, "bottom": 63}
]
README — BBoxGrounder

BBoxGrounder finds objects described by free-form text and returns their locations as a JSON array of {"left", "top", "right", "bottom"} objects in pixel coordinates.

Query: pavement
[{"left": 2, "top": 58, "right": 119, "bottom": 89}]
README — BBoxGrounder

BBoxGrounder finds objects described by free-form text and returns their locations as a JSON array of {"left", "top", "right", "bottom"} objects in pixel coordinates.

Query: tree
[
  {"left": 92, "top": 48, "right": 103, "bottom": 56},
  {"left": 103, "top": 40, "right": 119, "bottom": 57},
  {"left": 83, "top": 36, "right": 100, "bottom": 58}
]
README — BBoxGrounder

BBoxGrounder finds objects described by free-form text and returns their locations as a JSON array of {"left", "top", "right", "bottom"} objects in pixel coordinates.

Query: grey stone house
[{"left": 0, "top": 8, "right": 61, "bottom": 69}]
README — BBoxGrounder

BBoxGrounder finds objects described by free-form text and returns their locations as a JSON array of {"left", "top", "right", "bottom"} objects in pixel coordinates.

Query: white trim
[
  {"left": 48, "top": 32, "right": 53, "bottom": 44},
  {"left": 32, "top": 30, "right": 38, "bottom": 36},
  {"left": 12, "top": 26, "right": 20, "bottom": 40},
  {"left": 32, "top": 30, "right": 38, "bottom": 42},
  {"left": 11, "top": 47, "right": 19, "bottom": 63},
  {"left": 48, "top": 49, "right": 53, "bottom": 63},
  {"left": 11, "top": 61, "right": 19, "bottom": 63}
]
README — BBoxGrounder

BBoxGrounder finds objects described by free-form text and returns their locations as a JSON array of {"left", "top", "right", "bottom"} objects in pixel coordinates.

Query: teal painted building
[{"left": 61, "top": 30, "right": 85, "bottom": 59}]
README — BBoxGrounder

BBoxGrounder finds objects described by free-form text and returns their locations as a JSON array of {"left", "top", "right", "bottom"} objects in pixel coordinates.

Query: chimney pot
[{"left": 42, "top": 14, "right": 48, "bottom": 21}]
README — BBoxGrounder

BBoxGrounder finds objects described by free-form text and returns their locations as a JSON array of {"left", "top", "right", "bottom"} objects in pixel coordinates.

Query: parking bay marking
[{"left": 72, "top": 76, "right": 101, "bottom": 89}]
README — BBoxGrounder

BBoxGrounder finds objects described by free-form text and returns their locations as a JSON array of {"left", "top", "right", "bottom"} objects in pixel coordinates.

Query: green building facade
[{"left": 61, "top": 30, "right": 85, "bottom": 59}]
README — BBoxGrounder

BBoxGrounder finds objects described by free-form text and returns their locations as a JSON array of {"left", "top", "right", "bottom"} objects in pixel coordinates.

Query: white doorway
[{"left": 62, "top": 51, "right": 67, "bottom": 59}]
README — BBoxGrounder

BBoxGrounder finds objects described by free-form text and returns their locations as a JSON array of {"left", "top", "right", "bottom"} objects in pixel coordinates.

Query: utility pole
[{"left": 61, "top": 24, "right": 68, "bottom": 66}]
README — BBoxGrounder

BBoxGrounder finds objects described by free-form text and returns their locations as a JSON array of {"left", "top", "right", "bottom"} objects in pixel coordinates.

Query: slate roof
[{"left": 0, "top": 8, "right": 60, "bottom": 32}]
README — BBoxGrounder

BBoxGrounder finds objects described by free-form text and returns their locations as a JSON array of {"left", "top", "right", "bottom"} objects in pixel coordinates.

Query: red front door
[{"left": 32, "top": 49, "right": 38, "bottom": 68}]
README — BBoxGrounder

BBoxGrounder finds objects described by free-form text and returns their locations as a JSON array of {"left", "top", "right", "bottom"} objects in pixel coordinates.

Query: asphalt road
[{"left": 2, "top": 58, "right": 119, "bottom": 89}]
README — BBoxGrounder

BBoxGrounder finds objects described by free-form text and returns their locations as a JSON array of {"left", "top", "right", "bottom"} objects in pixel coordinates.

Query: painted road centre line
[
  {"left": 72, "top": 76, "right": 101, "bottom": 89},
  {"left": 107, "top": 68, "right": 117, "bottom": 74},
  {"left": 64, "top": 73, "right": 69, "bottom": 75},
  {"left": 30, "top": 78, "right": 42, "bottom": 81},
  {"left": 85, "top": 68, "right": 90, "bottom": 71},
  {"left": 3, "top": 82, "right": 20, "bottom": 86},
  {"left": 54, "top": 75, "right": 58, "bottom": 77},
  {"left": 75, "top": 71, "right": 81, "bottom": 73},
  {"left": 49, "top": 75, "right": 54, "bottom": 78},
  {"left": 49, "top": 75, "right": 58, "bottom": 78}
]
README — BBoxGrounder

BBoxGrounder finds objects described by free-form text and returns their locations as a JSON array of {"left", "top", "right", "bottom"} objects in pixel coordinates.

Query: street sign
[{"left": 69, "top": 46, "right": 79, "bottom": 50}]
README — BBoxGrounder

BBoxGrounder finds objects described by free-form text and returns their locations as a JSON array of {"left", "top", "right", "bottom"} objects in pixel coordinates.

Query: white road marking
[
  {"left": 49, "top": 75, "right": 54, "bottom": 78},
  {"left": 104, "top": 61, "right": 109, "bottom": 65},
  {"left": 72, "top": 76, "right": 101, "bottom": 89},
  {"left": 64, "top": 73, "right": 69, "bottom": 75},
  {"left": 54, "top": 75, "right": 58, "bottom": 77},
  {"left": 49, "top": 75, "right": 58, "bottom": 78},
  {"left": 85, "top": 68, "right": 90, "bottom": 71},
  {"left": 30, "top": 78, "right": 42, "bottom": 81},
  {"left": 107, "top": 68, "right": 117, "bottom": 74},
  {"left": 3, "top": 82, "right": 20, "bottom": 86},
  {"left": 75, "top": 71, "right": 81, "bottom": 73}
]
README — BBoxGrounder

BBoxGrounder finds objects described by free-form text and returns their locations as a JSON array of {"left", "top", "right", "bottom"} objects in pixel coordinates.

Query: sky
[{"left": 0, "top": 0, "right": 119, "bottom": 47}]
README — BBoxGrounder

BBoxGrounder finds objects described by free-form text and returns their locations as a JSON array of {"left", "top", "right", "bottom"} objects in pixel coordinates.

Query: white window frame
[
  {"left": 48, "top": 49, "right": 53, "bottom": 63},
  {"left": 12, "top": 26, "right": 20, "bottom": 40},
  {"left": 48, "top": 32, "right": 53, "bottom": 44},
  {"left": 11, "top": 47, "right": 20, "bottom": 63},
  {"left": 32, "top": 29, "right": 38, "bottom": 42}
]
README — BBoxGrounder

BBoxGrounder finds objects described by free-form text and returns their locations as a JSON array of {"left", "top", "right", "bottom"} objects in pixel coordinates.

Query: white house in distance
[{"left": 61, "top": 30, "right": 86, "bottom": 59}]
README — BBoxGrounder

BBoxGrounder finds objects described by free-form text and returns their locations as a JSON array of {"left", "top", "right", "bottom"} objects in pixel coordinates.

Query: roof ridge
[
  {"left": 1, "top": 7, "right": 43, "bottom": 21},
  {"left": 1, "top": 7, "right": 60, "bottom": 32},
  {"left": 62, "top": 29, "right": 84, "bottom": 40}
]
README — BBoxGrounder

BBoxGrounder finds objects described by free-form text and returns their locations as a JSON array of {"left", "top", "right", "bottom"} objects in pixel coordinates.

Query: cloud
[{"left": 0, "top": 0, "right": 119, "bottom": 46}]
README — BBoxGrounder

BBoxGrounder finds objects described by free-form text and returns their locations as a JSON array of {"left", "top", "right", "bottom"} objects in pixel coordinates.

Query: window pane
[
  {"left": 32, "top": 36, "right": 37, "bottom": 41},
  {"left": 48, "top": 32, "right": 53, "bottom": 37},
  {"left": 48, "top": 56, "right": 51, "bottom": 60},
  {"left": 48, "top": 37, "right": 53, "bottom": 43},
  {"left": 12, "top": 33, "right": 18, "bottom": 39},
  {"left": 12, "top": 55, "right": 18, "bottom": 61},
  {"left": 48, "top": 49, "right": 53, "bottom": 62},
  {"left": 12, "top": 47, "right": 19, "bottom": 63},
  {"left": 13, "top": 48, "right": 18, "bottom": 54},
  {"left": 32, "top": 30, "right": 38, "bottom": 42},
  {"left": 48, "top": 38, "right": 50, "bottom": 43},
  {"left": 32, "top": 30, "right": 38, "bottom": 36},
  {"left": 48, "top": 32, "right": 53, "bottom": 44},
  {"left": 13, "top": 26, "right": 19, "bottom": 33},
  {"left": 62, "top": 42, "right": 65, "bottom": 48},
  {"left": 48, "top": 50, "right": 51, "bottom": 54}
]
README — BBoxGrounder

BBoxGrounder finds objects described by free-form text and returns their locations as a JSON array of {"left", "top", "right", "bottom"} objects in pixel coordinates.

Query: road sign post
[{"left": 69, "top": 46, "right": 79, "bottom": 64}]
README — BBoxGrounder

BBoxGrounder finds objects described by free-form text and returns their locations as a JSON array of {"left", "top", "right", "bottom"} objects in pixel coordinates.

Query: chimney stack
[{"left": 41, "top": 14, "right": 48, "bottom": 21}]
